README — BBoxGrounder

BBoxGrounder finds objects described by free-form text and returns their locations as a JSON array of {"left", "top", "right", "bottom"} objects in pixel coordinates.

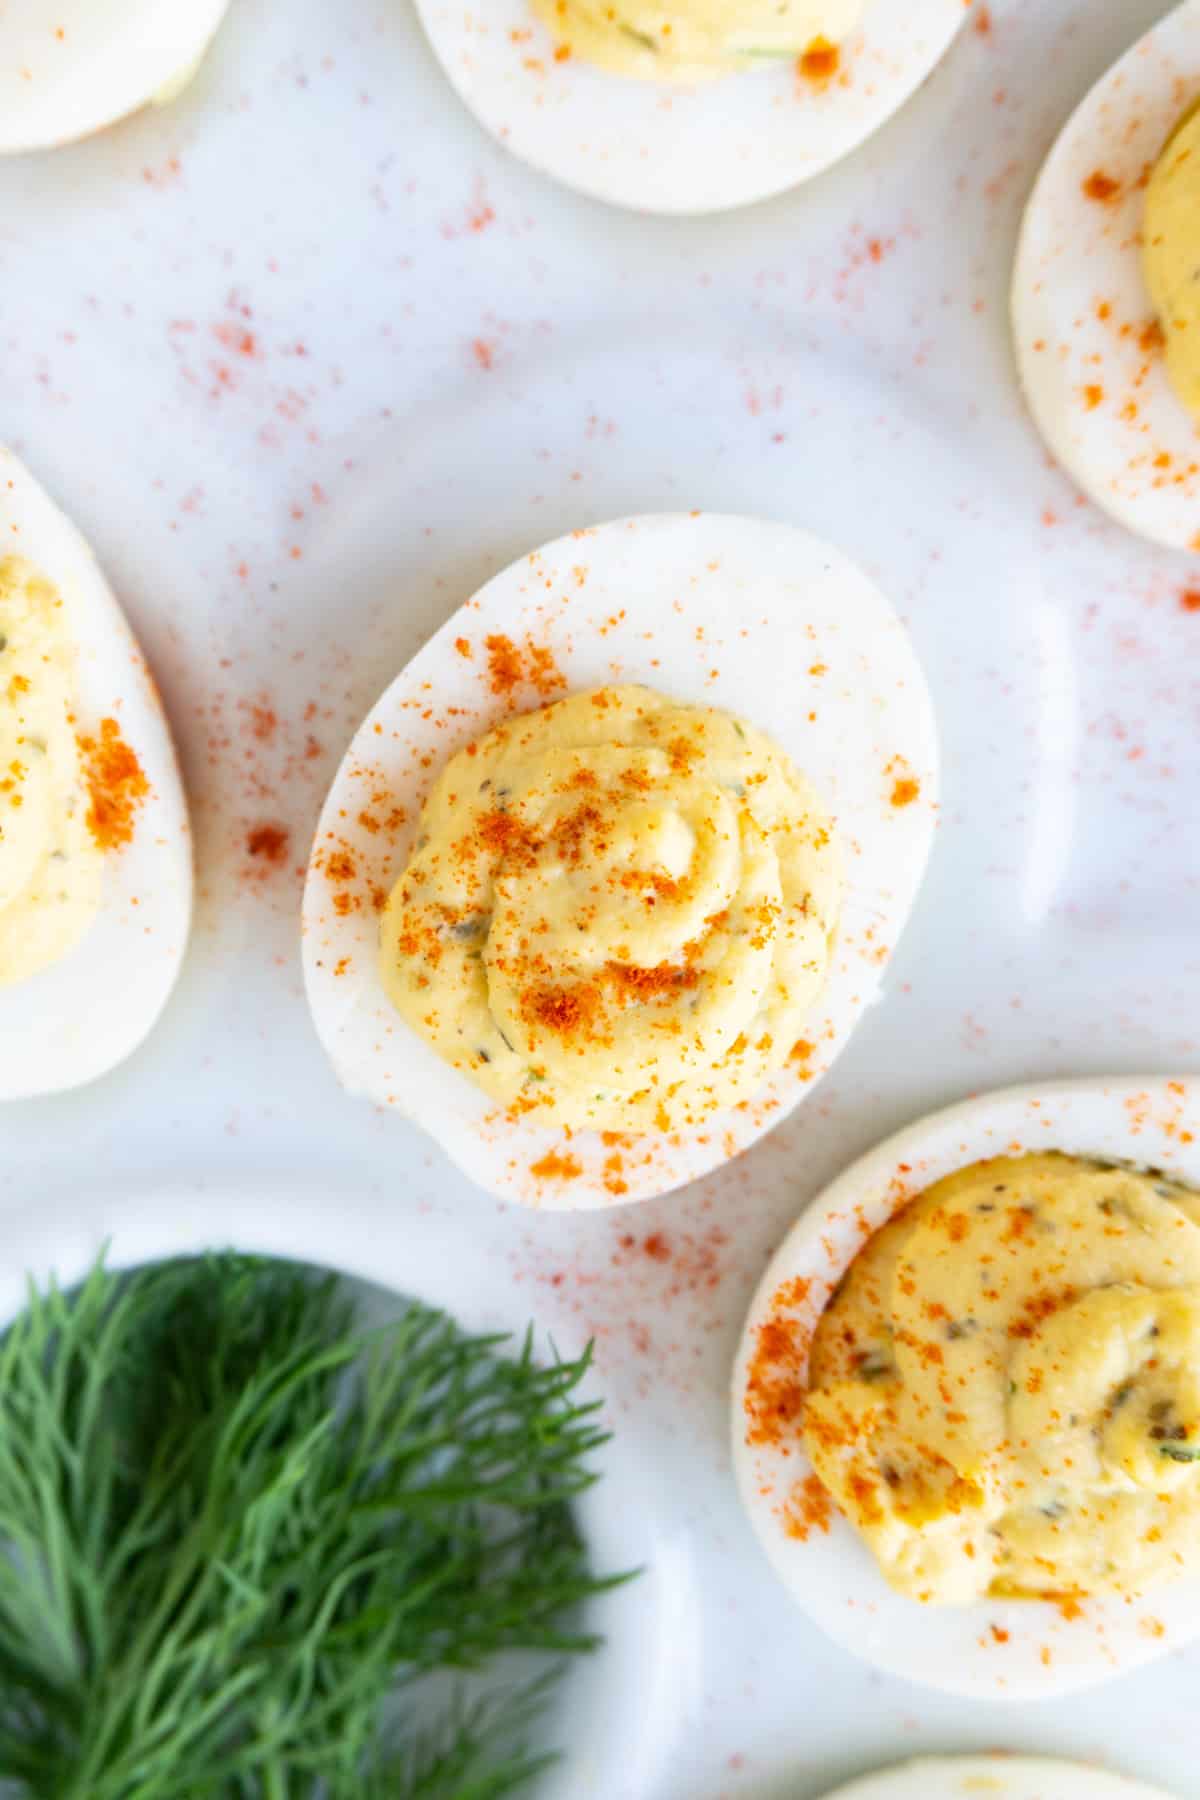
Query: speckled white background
[{"left": 2, "top": 0, "right": 1199, "bottom": 1794}]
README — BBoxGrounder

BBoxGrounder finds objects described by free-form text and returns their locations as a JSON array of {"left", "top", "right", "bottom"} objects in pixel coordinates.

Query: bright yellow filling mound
[
  {"left": 380, "top": 684, "right": 840, "bottom": 1131},
  {"left": 0, "top": 556, "right": 103, "bottom": 986},
  {"left": 804, "top": 1154, "right": 1200, "bottom": 1604},
  {"left": 1144, "top": 99, "right": 1200, "bottom": 423},
  {"left": 532, "top": 0, "right": 861, "bottom": 80}
]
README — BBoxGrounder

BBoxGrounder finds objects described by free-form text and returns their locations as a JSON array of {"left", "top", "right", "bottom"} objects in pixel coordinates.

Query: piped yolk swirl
[
  {"left": 380, "top": 685, "right": 839, "bottom": 1131},
  {"left": 802, "top": 1155, "right": 1200, "bottom": 1605}
]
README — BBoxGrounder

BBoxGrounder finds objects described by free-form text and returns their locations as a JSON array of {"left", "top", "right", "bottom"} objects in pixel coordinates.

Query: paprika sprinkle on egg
[{"left": 82, "top": 718, "right": 149, "bottom": 851}]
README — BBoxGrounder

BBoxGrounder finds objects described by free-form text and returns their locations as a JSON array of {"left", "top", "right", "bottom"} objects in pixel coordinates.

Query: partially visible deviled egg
[
  {"left": 414, "top": 0, "right": 970, "bottom": 214},
  {"left": 733, "top": 1075, "right": 1200, "bottom": 1699},
  {"left": 819, "top": 1757, "right": 1176, "bottom": 1800},
  {"left": 0, "top": 448, "right": 192, "bottom": 1100},
  {"left": 0, "top": 0, "right": 232, "bottom": 154},
  {"left": 302, "top": 514, "right": 937, "bottom": 1210},
  {"left": 1013, "top": 1, "right": 1200, "bottom": 551}
]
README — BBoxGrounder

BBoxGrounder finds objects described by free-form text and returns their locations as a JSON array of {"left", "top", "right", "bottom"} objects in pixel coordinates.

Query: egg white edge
[
  {"left": 0, "top": 0, "right": 232, "bottom": 154},
  {"left": 1011, "top": 0, "right": 1200, "bottom": 552},
  {"left": 731, "top": 1074, "right": 1200, "bottom": 1700},
  {"left": 0, "top": 445, "right": 193, "bottom": 1100},
  {"left": 413, "top": 0, "right": 969, "bottom": 216},
  {"left": 819, "top": 1754, "right": 1178, "bottom": 1800},
  {"left": 301, "top": 511, "right": 939, "bottom": 1211}
]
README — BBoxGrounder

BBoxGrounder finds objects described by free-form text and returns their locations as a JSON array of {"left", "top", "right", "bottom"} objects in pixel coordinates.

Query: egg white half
[
  {"left": 0, "top": 448, "right": 192, "bottom": 1100},
  {"left": 302, "top": 513, "right": 937, "bottom": 1210},
  {"left": 414, "top": 0, "right": 969, "bottom": 215},
  {"left": 0, "top": 0, "right": 231, "bottom": 154},
  {"left": 820, "top": 1757, "right": 1176, "bottom": 1800},
  {"left": 1012, "top": 1, "right": 1200, "bottom": 552},
  {"left": 732, "top": 1075, "right": 1200, "bottom": 1699}
]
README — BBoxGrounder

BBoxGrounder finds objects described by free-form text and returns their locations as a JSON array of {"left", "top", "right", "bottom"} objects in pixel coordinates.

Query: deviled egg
[
  {"left": 0, "top": 448, "right": 192, "bottom": 1099},
  {"left": 0, "top": 0, "right": 231, "bottom": 154},
  {"left": 1013, "top": 1, "right": 1200, "bottom": 551},
  {"left": 414, "top": 0, "right": 971, "bottom": 213},
  {"left": 733, "top": 1075, "right": 1200, "bottom": 1697},
  {"left": 819, "top": 1757, "right": 1176, "bottom": 1800},
  {"left": 302, "top": 513, "right": 937, "bottom": 1209}
]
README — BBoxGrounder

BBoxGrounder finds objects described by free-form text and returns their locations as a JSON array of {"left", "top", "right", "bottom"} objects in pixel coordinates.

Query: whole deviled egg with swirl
[
  {"left": 803, "top": 1154, "right": 1200, "bottom": 1605},
  {"left": 0, "top": 448, "right": 192, "bottom": 1100},
  {"left": 733, "top": 1077, "right": 1200, "bottom": 1697},
  {"left": 302, "top": 515, "right": 937, "bottom": 1209},
  {"left": 379, "top": 686, "right": 839, "bottom": 1132}
]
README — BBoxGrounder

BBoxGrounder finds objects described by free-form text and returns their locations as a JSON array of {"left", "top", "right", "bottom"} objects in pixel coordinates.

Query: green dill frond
[{"left": 0, "top": 1253, "right": 620, "bottom": 1798}]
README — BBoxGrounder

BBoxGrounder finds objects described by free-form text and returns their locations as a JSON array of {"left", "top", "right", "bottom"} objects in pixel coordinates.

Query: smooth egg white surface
[
  {"left": 1012, "top": 1, "right": 1200, "bottom": 552},
  {"left": 413, "top": 0, "right": 969, "bottom": 215},
  {"left": 732, "top": 1076, "right": 1200, "bottom": 1699},
  {"left": 819, "top": 1757, "right": 1177, "bottom": 1800},
  {"left": 0, "top": 0, "right": 231, "bottom": 154},
  {"left": 0, "top": 449, "right": 192, "bottom": 1100},
  {"left": 302, "top": 513, "right": 937, "bottom": 1210}
]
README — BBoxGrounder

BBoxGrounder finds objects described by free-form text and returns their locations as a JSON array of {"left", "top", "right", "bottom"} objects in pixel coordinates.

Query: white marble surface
[{"left": 1, "top": 0, "right": 1199, "bottom": 1794}]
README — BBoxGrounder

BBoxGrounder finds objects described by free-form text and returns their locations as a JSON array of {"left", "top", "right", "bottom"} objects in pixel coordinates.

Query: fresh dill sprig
[{"left": 0, "top": 1253, "right": 621, "bottom": 1799}]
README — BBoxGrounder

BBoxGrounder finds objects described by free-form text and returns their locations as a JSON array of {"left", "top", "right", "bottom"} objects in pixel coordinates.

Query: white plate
[
  {"left": 733, "top": 1075, "right": 1200, "bottom": 1700},
  {"left": 820, "top": 1757, "right": 1177, "bottom": 1800},
  {"left": 1012, "top": 1, "right": 1200, "bottom": 552},
  {"left": 2, "top": 0, "right": 1199, "bottom": 1786},
  {"left": 0, "top": 1179, "right": 690, "bottom": 1800},
  {"left": 414, "top": 0, "right": 969, "bottom": 214},
  {"left": 302, "top": 513, "right": 937, "bottom": 1210}
]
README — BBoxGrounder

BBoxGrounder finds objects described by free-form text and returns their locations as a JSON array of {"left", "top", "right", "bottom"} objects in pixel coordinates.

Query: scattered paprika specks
[
  {"left": 530, "top": 1148, "right": 583, "bottom": 1182},
  {"left": 1083, "top": 384, "right": 1104, "bottom": 411},
  {"left": 484, "top": 633, "right": 566, "bottom": 700},
  {"left": 323, "top": 850, "right": 357, "bottom": 885},
  {"left": 485, "top": 633, "right": 522, "bottom": 696},
  {"left": 467, "top": 185, "right": 495, "bottom": 233},
  {"left": 974, "top": 3, "right": 992, "bottom": 35},
  {"left": 891, "top": 776, "right": 920, "bottom": 808},
  {"left": 1083, "top": 170, "right": 1122, "bottom": 204},
  {"left": 142, "top": 155, "right": 183, "bottom": 189},
  {"left": 246, "top": 823, "right": 290, "bottom": 867},
  {"left": 783, "top": 1473, "right": 832, "bottom": 1541},
  {"left": 213, "top": 321, "right": 260, "bottom": 360},
  {"left": 1181, "top": 590, "right": 1200, "bottom": 613},
  {"left": 472, "top": 338, "right": 496, "bottom": 371},
  {"left": 990, "top": 1623, "right": 1010, "bottom": 1644},
  {"left": 80, "top": 719, "right": 149, "bottom": 851},
  {"left": 203, "top": 685, "right": 330, "bottom": 899},
  {"left": 249, "top": 699, "right": 278, "bottom": 743},
  {"left": 454, "top": 636, "right": 472, "bottom": 659},
  {"left": 743, "top": 1281, "right": 813, "bottom": 1450},
  {"left": 642, "top": 1232, "right": 671, "bottom": 1263},
  {"left": 798, "top": 38, "right": 839, "bottom": 84}
]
